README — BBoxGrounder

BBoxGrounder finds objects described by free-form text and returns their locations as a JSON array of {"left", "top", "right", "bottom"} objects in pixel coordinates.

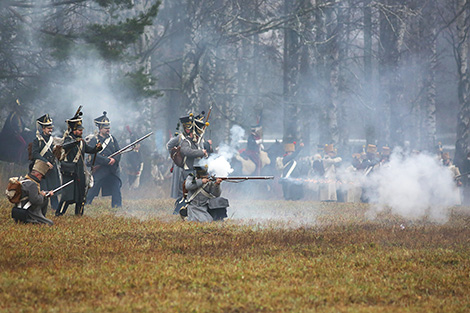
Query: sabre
[{"left": 45, "top": 180, "right": 74, "bottom": 197}]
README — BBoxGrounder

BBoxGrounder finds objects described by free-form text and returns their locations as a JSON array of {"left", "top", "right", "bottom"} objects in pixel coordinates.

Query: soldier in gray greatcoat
[
  {"left": 185, "top": 165, "right": 224, "bottom": 222},
  {"left": 11, "top": 160, "right": 54, "bottom": 225},
  {"left": 56, "top": 110, "right": 102, "bottom": 216},
  {"left": 179, "top": 114, "right": 208, "bottom": 179},
  {"left": 180, "top": 114, "right": 208, "bottom": 179},
  {"left": 30, "top": 114, "right": 61, "bottom": 211},
  {"left": 166, "top": 131, "right": 185, "bottom": 199}
]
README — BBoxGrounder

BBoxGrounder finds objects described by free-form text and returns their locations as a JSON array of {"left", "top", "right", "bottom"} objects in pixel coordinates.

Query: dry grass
[{"left": 1, "top": 197, "right": 470, "bottom": 313}]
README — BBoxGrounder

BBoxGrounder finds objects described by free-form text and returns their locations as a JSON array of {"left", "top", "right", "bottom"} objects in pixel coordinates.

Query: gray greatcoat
[
  {"left": 180, "top": 137, "right": 205, "bottom": 178},
  {"left": 167, "top": 134, "right": 184, "bottom": 199},
  {"left": 185, "top": 175, "right": 221, "bottom": 222},
  {"left": 12, "top": 175, "right": 53, "bottom": 225}
]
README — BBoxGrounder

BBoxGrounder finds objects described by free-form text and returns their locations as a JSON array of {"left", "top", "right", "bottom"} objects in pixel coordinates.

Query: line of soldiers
[
  {"left": 278, "top": 141, "right": 465, "bottom": 204},
  {"left": 12, "top": 109, "right": 124, "bottom": 224}
]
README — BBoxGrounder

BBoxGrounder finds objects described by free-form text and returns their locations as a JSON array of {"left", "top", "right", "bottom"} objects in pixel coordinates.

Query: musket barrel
[
  {"left": 46, "top": 180, "right": 74, "bottom": 197},
  {"left": 213, "top": 176, "right": 274, "bottom": 180},
  {"left": 108, "top": 131, "right": 153, "bottom": 158}
]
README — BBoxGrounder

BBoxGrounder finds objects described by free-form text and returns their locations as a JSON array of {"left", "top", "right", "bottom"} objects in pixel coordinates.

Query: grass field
[{"left": 1, "top": 197, "right": 470, "bottom": 313}]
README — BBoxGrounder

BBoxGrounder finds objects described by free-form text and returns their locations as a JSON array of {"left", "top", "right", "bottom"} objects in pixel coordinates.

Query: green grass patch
[{"left": 1, "top": 198, "right": 470, "bottom": 312}]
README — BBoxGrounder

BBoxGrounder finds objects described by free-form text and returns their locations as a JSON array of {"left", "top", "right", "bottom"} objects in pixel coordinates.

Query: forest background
[{"left": 1, "top": 0, "right": 470, "bottom": 166}]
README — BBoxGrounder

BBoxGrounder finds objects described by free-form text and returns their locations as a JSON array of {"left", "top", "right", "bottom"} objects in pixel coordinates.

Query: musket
[
  {"left": 209, "top": 176, "right": 274, "bottom": 183},
  {"left": 204, "top": 106, "right": 212, "bottom": 130},
  {"left": 108, "top": 131, "right": 153, "bottom": 158},
  {"left": 45, "top": 180, "right": 74, "bottom": 197},
  {"left": 455, "top": 171, "right": 470, "bottom": 179}
]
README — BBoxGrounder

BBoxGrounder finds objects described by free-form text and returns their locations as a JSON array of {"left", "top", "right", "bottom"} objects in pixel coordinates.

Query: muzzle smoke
[
  {"left": 204, "top": 125, "right": 245, "bottom": 176},
  {"left": 365, "top": 149, "right": 459, "bottom": 222}
]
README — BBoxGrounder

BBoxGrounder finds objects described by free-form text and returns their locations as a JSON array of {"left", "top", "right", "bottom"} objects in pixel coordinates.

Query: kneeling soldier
[
  {"left": 11, "top": 160, "right": 54, "bottom": 225},
  {"left": 185, "top": 164, "right": 227, "bottom": 222}
]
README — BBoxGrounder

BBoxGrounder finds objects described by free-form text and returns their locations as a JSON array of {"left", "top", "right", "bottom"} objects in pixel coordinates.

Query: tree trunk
[
  {"left": 363, "top": 0, "right": 376, "bottom": 147},
  {"left": 455, "top": 0, "right": 470, "bottom": 166},
  {"left": 378, "top": 0, "right": 405, "bottom": 148},
  {"left": 422, "top": 1, "right": 437, "bottom": 152},
  {"left": 282, "top": 0, "right": 301, "bottom": 143}
]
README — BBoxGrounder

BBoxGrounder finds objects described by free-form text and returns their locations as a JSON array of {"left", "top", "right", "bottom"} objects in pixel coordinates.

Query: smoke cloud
[
  {"left": 203, "top": 125, "right": 245, "bottom": 176},
  {"left": 365, "top": 149, "right": 460, "bottom": 222}
]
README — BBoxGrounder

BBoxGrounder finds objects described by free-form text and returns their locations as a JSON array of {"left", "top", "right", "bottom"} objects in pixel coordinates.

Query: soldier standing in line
[
  {"left": 442, "top": 152, "right": 462, "bottom": 205},
  {"left": 124, "top": 141, "right": 144, "bottom": 190},
  {"left": 244, "top": 124, "right": 263, "bottom": 175},
  {"left": 459, "top": 152, "right": 470, "bottom": 206},
  {"left": 319, "top": 144, "right": 342, "bottom": 202},
  {"left": 179, "top": 113, "right": 208, "bottom": 179},
  {"left": 56, "top": 110, "right": 102, "bottom": 216},
  {"left": 166, "top": 127, "right": 185, "bottom": 199},
  {"left": 380, "top": 146, "right": 391, "bottom": 166},
  {"left": 29, "top": 114, "right": 61, "bottom": 211},
  {"left": 280, "top": 141, "right": 304, "bottom": 200},
  {"left": 86, "top": 112, "right": 122, "bottom": 208}
]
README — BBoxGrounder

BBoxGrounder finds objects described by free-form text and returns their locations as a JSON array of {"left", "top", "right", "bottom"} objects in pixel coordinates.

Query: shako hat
[
  {"left": 37, "top": 114, "right": 53, "bottom": 127},
  {"left": 381, "top": 146, "right": 391, "bottom": 156},
  {"left": 324, "top": 144, "right": 334, "bottom": 153},
  {"left": 94, "top": 111, "right": 111, "bottom": 128},
  {"left": 366, "top": 144, "right": 377, "bottom": 153},
  {"left": 66, "top": 109, "right": 84, "bottom": 131},
  {"left": 32, "top": 159, "right": 50, "bottom": 176},
  {"left": 193, "top": 163, "right": 209, "bottom": 177},
  {"left": 180, "top": 111, "right": 208, "bottom": 135},
  {"left": 284, "top": 143, "right": 295, "bottom": 153}
]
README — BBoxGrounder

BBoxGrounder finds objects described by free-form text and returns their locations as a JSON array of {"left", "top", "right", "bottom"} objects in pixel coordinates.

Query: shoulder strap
[
  {"left": 100, "top": 136, "right": 112, "bottom": 152},
  {"left": 72, "top": 140, "right": 84, "bottom": 163},
  {"left": 200, "top": 188, "right": 216, "bottom": 199},
  {"left": 182, "top": 138, "right": 190, "bottom": 170},
  {"left": 284, "top": 160, "right": 297, "bottom": 178},
  {"left": 188, "top": 182, "right": 210, "bottom": 202},
  {"left": 39, "top": 136, "right": 54, "bottom": 157},
  {"left": 17, "top": 178, "right": 32, "bottom": 209}
]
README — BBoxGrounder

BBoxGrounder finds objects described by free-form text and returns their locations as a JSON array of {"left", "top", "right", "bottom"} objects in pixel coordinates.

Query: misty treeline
[{"left": 1, "top": 0, "right": 470, "bottom": 165}]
